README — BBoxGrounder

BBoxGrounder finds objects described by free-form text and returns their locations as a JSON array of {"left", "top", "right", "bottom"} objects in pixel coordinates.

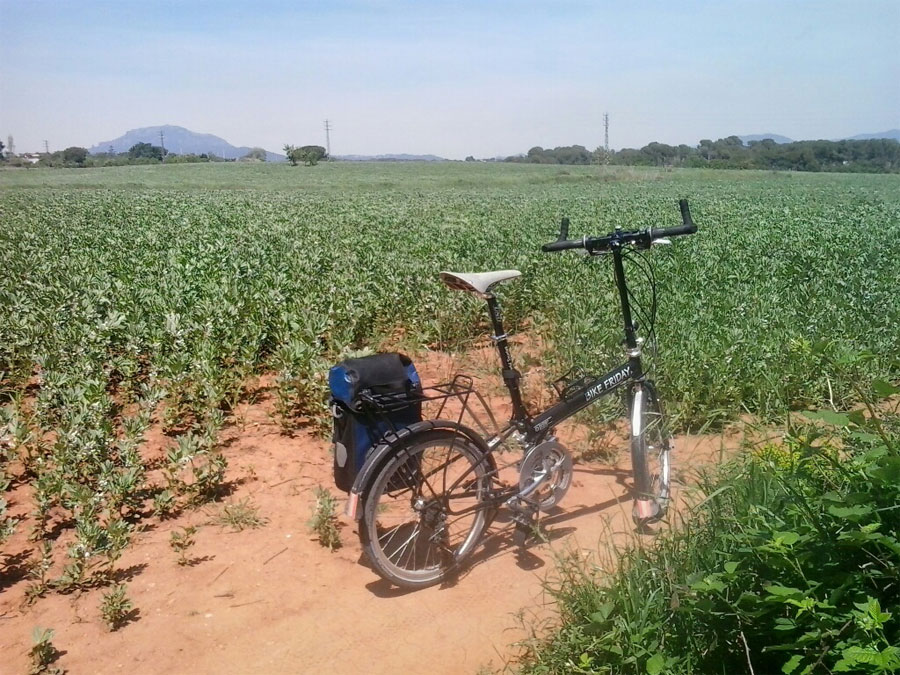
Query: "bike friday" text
[{"left": 585, "top": 364, "right": 632, "bottom": 401}]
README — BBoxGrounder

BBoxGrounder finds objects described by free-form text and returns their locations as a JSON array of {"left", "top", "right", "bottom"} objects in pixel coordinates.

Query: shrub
[{"left": 522, "top": 376, "right": 900, "bottom": 674}]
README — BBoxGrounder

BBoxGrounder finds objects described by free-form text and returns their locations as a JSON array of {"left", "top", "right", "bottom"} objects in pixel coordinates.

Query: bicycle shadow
[{"left": 362, "top": 466, "right": 636, "bottom": 597}]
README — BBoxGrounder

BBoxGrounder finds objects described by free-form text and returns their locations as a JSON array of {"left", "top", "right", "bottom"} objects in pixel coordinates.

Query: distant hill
[
  {"left": 844, "top": 129, "right": 900, "bottom": 142},
  {"left": 89, "top": 125, "right": 284, "bottom": 161},
  {"left": 739, "top": 133, "right": 794, "bottom": 144},
  {"left": 335, "top": 153, "right": 447, "bottom": 162}
]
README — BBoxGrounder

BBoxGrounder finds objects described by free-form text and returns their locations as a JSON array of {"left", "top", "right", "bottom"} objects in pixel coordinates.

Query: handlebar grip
[
  {"left": 678, "top": 199, "right": 697, "bottom": 232},
  {"left": 542, "top": 239, "right": 584, "bottom": 252},
  {"left": 655, "top": 223, "right": 696, "bottom": 238}
]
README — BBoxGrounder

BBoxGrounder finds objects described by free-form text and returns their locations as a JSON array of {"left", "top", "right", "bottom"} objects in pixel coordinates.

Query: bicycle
[{"left": 344, "top": 199, "right": 699, "bottom": 589}]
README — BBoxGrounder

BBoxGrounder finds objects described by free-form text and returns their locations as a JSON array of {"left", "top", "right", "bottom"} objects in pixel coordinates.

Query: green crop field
[{"left": 2, "top": 161, "right": 899, "bottom": 594}]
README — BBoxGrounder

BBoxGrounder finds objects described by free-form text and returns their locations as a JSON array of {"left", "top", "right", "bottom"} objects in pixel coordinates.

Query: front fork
[{"left": 623, "top": 335, "right": 663, "bottom": 522}]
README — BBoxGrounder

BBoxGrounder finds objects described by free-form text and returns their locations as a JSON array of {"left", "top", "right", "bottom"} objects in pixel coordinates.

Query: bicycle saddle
[{"left": 439, "top": 270, "right": 522, "bottom": 296}]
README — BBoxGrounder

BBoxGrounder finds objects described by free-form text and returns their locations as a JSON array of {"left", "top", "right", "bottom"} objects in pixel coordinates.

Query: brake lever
[{"left": 651, "top": 238, "right": 672, "bottom": 246}]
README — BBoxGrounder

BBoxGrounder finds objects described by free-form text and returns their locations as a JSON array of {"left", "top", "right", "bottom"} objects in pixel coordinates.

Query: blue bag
[{"left": 329, "top": 353, "right": 422, "bottom": 492}]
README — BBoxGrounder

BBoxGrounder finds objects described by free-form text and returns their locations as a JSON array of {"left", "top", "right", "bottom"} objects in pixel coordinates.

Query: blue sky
[{"left": 1, "top": 0, "right": 897, "bottom": 158}]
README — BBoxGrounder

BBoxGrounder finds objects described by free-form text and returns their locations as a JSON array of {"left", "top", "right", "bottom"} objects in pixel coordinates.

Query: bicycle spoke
[
  {"left": 396, "top": 525, "right": 422, "bottom": 569},
  {"left": 378, "top": 521, "right": 408, "bottom": 556}
]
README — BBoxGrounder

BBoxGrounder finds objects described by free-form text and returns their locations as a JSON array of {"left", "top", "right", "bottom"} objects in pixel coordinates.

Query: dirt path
[{"left": 1, "top": 358, "right": 743, "bottom": 674}]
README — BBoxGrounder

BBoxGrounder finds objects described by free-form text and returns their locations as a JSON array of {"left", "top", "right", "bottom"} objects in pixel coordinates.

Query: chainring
[{"left": 518, "top": 439, "right": 574, "bottom": 512}]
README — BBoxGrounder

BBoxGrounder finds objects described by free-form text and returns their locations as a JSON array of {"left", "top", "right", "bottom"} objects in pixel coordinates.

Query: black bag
[{"left": 328, "top": 353, "right": 422, "bottom": 492}]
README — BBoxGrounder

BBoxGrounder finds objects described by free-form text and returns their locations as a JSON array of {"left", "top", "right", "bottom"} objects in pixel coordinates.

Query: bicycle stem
[{"left": 611, "top": 243, "right": 638, "bottom": 351}]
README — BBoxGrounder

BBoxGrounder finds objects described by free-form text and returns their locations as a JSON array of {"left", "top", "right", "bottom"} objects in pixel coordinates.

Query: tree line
[
  {"left": 2, "top": 141, "right": 329, "bottom": 168},
  {"left": 1, "top": 142, "right": 271, "bottom": 168},
  {"left": 505, "top": 136, "right": 900, "bottom": 173}
]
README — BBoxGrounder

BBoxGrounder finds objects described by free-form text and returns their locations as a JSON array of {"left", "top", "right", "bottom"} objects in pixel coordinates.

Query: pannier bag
[{"left": 328, "top": 353, "right": 423, "bottom": 492}]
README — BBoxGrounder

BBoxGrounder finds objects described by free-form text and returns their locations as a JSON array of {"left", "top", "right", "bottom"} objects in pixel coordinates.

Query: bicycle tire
[
  {"left": 359, "top": 429, "right": 490, "bottom": 589},
  {"left": 630, "top": 382, "right": 671, "bottom": 526}
]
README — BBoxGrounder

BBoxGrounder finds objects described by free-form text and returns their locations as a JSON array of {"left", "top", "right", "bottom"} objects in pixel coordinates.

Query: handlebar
[{"left": 542, "top": 199, "right": 698, "bottom": 253}]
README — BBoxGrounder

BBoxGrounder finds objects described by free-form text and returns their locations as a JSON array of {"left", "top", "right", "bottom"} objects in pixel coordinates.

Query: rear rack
[{"left": 356, "top": 374, "right": 499, "bottom": 439}]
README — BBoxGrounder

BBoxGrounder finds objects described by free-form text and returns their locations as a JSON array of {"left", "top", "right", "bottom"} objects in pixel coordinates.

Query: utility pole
[
  {"left": 43, "top": 140, "right": 49, "bottom": 154},
  {"left": 324, "top": 119, "right": 332, "bottom": 157},
  {"left": 603, "top": 112, "right": 609, "bottom": 153},
  {"left": 159, "top": 130, "right": 166, "bottom": 159}
]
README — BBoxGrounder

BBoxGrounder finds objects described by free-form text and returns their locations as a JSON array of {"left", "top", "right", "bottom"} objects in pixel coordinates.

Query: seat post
[{"left": 485, "top": 295, "right": 528, "bottom": 422}]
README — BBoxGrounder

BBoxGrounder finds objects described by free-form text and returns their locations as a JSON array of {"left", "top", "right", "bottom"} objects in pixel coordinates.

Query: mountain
[
  {"left": 739, "top": 133, "right": 794, "bottom": 144},
  {"left": 334, "top": 153, "right": 447, "bottom": 162},
  {"left": 844, "top": 129, "right": 900, "bottom": 142},
  {"left": 88, "top": 125, "right": 284, "bottom": 161}
]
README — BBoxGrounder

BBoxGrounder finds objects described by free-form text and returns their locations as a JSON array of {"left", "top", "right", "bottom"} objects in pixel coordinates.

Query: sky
[{"left": 1, "top": 0, "right": 898, "bottom": 159}]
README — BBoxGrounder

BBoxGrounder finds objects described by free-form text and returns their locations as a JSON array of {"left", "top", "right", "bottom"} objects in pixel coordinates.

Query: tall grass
[{"left": 520, "top": 365, "right": 900, "bottom": 674}]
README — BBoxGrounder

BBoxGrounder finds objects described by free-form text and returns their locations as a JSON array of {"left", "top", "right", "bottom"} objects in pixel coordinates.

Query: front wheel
[
  {"left": 359, "top": 430, "right": 491, "bottom": 589},
  {"left": 630, "top": 382, "right": 671, "bottom": 527}
]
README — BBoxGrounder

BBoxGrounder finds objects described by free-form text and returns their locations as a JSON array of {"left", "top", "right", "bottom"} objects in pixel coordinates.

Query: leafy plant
[
  {"left": 23, "top": 540, "right": 54, "bottom": 604},
  {"left": 100, "top": 584, "right": 134, "bottom": 631},
  {"left": 54, "top": 513, "right": 131, "bottom": 591},
  {"left": 308, "top": 486, "right": 341, "bottom": 551},
  {"left": 163, "top": 431, "right": 228, "bottom": 505},
  {"left": 520, "top": 368, "right": 900, "bottom": 674},
  {"left": 29, "top": 626, "right": 62, "bottom": 674},
  {"left": 152, "top": 489, "right": 176, "bottom": 518},
  {"left": 170, "top": 525, "right": 199, "bottom": 565},
  {"left": 0, "top": 491, "right": 17, "bottom": 544}
]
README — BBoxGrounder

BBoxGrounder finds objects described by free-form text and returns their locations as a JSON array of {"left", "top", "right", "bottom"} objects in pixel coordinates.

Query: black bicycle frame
[
  {"left": 427, "top": 242, "right": 648, "bottom": 520},
  {"left": 488, "top": 241, "right": 644, "bottom": 445}
]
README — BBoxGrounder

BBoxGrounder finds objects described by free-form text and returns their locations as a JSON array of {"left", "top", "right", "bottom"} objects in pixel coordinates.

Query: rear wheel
[
  {"left": 359, "top": 430, "right": 490, "bottom": 589},
  {"left": 630, "top": 383, "right": 671, "bottom": 527}
]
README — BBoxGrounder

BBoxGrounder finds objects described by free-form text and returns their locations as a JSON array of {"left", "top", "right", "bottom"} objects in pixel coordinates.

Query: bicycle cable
[{"left": 622, "top": 247, "right": 660, "bottom": 366}]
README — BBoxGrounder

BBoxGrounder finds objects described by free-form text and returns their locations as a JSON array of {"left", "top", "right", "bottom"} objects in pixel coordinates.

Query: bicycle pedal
[
  {"left": 510, "top": 506, "right": 539, "bottom": 548},
  {"left": 513, "top": 521, "right": 531, "bottom": 547}
]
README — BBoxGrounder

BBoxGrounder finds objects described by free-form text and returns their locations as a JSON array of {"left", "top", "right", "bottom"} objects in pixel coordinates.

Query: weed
[
  {"left": 308, "top": 486, "right": 341, "bottom": 551},
  {"left": 212, "top": 498, "right": 266, "bottom": 532}
]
